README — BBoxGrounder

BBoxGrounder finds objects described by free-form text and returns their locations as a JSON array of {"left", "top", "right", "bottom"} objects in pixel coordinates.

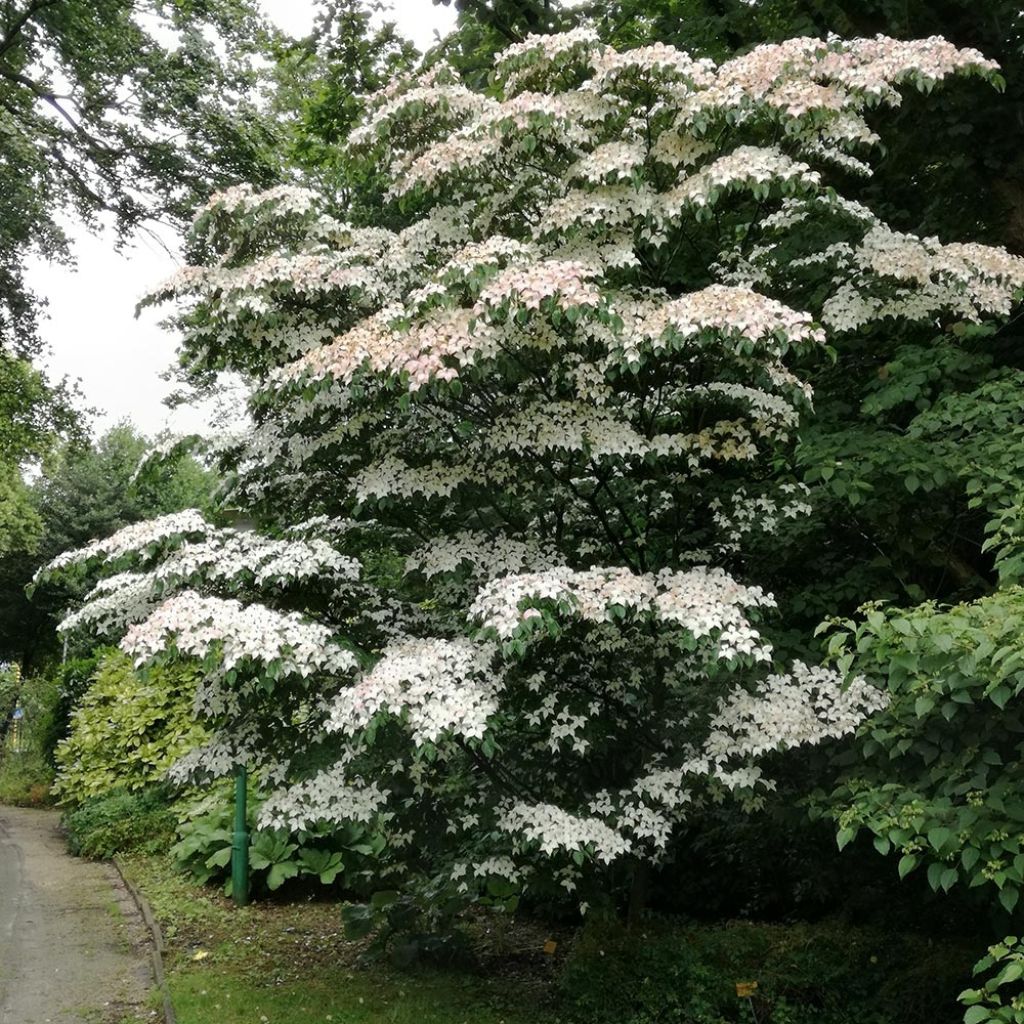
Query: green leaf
[
  {"left": 342, "top": 904, "right": 375, "bottom": 940},
  {"left": 370, "top": 889, "right": 400, "bottom": 909},
  {"left": 898, "top": 853, "right": 919, "bottom": 879},
  {"left": 836, "top": 827, "right": 857, "bottom": 851},
  {"left": 1000, "top": 887, "right": 1020, "bottom": 914},
  {"left": 266, "top": 861, "right": 299, "bottom": 891},
  {"left": 996, "top": 961, "right": 1024, "bottom": 987},
  {"left": 205, "top": 847, "right": 232, "bottom": 869}
]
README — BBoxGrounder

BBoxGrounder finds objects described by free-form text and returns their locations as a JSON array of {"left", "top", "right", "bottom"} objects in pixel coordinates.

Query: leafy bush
[
  {"left": 960, "top": 936, "right": 1024, "bottom": 1024},
  {"left": 53, "top": 650, "right": 206, "bottom": 803},
  {"left": 557, "top": 916, "right": 977, "bottom": 1024},
  {"left": 38, "top": 651, "right": 104, "bottom": 766},
  {"left": 0, "top": 662, "right": 19, "bottom": 742},
  {"left": 0, "top": 749, "right": 54, "bottom": 806},
  {"left": 64, "top": 787, "right": 178, "bottom": 859},
  {"left": 815, "top": 589, "right": 1024, "bottom": 913},
  {"left": 341, "top": 878, "right": 476, "bottom": 967},
  {"left": 171, "top": 784, "right": 387, "bottom": 895},
  {"left": 0, "top": 670, "right": 59, "bottom": 806}
]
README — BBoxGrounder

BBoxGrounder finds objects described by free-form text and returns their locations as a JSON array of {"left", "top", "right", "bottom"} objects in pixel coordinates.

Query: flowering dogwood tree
[{"left": 41, "top": 29, "right": 1024, "bottom": 908}]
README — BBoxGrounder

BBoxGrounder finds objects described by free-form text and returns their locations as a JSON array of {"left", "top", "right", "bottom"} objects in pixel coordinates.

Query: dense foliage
[
  {"left": 0, "top": 423, "right": 213, "bottom": 668},
  {"left": 62, "top": 786, "right": 179, "bottom": 858},
  {"left": 813, "top": 589, "right": 1024, "bottom": 912},
  {"left": 561, "top": 915, "right": 978, "bottom": 1024},
  {"left": 0, "top": 0, "right": 281, "bottom": 356},
  {"left": 52, "top": 650, "right": 207, "bottom": 801},
  {"left": 38, "top": 21, "right": 1024, "bottom": 927},
  {"left": 171, "top": 783, "right": 386, "bottom": 893},
  {"left": 960, "top": 935, "right": 1024, "bottom": 1024},
  {"left": 0, "top": 659, "right": 19, "bottom": 746}
]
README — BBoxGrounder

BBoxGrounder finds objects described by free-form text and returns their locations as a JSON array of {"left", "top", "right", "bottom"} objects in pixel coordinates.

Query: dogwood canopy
[{"left": 40, "top": 29, "right": 1023, "bottom": 902}]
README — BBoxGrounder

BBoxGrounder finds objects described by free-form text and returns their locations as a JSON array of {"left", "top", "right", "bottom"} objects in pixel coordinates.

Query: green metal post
[{"left": 231, "top": 765, "right": 250, "bottom": 906}]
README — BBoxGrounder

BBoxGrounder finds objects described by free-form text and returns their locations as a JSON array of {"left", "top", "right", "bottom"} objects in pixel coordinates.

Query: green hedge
[
  {"left": 64, "top": 787, "right": 178, "bottom": 858},
  {"left": 53, "top": 650, "right": 206, "bottom": 803},
  {"left": 558, "top": 916, "right": 977, "bottom": 1024}
]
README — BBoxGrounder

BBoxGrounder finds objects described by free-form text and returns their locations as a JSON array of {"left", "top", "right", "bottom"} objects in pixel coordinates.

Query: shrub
[
  {"left": 960, "top": 936, "right": 1024, "bottom": 1024},
  {"left": 64, "top": 787, "right": 178, "bottom": 859},
  {"left": 0, "top": 749, "right": 54, "bottom": 806},
  {"left": 38, "top": 651, "right": 105, "bottom": 767},
  {"left": 816, "top": 590, "right": 1024, "bottom": 914},
  {"left": 0, "top": 662, "right": 20, "bottom": 743},
  {"left": 558, "top": 916, "right": 977, "bottom": 1024},
  {"left": 0, "top": 670, "right": 60, "bottom": 806},
  {"left": 53, "top": 650, "right": 206, "bottom": 803}
]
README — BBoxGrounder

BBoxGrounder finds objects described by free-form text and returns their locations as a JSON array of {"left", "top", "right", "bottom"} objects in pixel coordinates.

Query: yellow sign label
[
  {"left": 735, "top": 981, "right": 758, "bottom": 998},
  {"left": 543, "top": 940, "right": 558, "bottom": 955}
]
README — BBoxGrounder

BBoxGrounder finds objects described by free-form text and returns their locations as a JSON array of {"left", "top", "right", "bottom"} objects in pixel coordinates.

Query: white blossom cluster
[
  {"left": 702, "top": 661, "right": 888, "bottom": 767},
  {"left": 156, "top": 531, "right": 360, "bottom": 590},
  {"left": 55, "top": 527, "right": 360, "bottom": 639},
  {"left": 58, "top": 572, "right": 162, "bottom": 636},
  {"left": 405, "top": 531, "right": 561, "bottom": 580},
  {"left": 121, "top": 591, "right": 358, "bottom": 679},
  {"left": 470, "top": 565, "right": 774, "bottom": 660},
  {"left": 821, "top": 225, "right": 1024, "bottom": 330},
  {"left": 37, "top": 509, "right": 209, "bottom": 579},
  {"left": 258, "top": 762, "right": 391, "bottom": 831},
  {"left": 639, "top": 285, "right": 824, "bottom": 351},
  {"left": 710, "top": 483, "right": 813, "bottom": 549},
  {"left": 327, "top": 638, "right": 501, "bottom": 745},
  {"left": 499, "top": 800, "right": 633, "bottom": 864},
  {"left": 166, "top": 726, "right": 258, "bottom": 784}
]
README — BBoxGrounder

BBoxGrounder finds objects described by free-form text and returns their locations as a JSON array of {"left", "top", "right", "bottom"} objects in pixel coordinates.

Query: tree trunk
[{"left": 627, "top": 859, "right": 650, "bottom": 927}]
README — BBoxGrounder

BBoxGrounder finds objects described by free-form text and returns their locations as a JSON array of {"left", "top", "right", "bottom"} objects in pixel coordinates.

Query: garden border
[{"left": 112, "top": 857, "right": 177, "bottom": 1024}]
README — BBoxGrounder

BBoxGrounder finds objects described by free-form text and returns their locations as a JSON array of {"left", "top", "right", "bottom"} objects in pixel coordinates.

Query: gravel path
[{"left": 0, "top": 806, "right": 154, "bottom": 1024}]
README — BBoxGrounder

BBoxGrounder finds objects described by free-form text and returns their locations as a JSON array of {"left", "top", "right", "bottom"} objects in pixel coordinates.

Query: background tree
[
  {"left": 0, "top": 421, "right": 213, "bottom": 669},
  {"left": 0, "top": 0, "right": 284, "bottom": 356}
]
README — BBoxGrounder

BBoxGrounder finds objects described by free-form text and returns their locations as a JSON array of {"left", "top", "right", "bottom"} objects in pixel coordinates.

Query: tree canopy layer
[
  {"left": 37, "top": 25, "right": 1023, "bottom": 917},
  {"left": 0, "top": 422, "right": 212, "bottom": 667},
  {"left": 0, "top": 0, "right": 282, "bottom": 356}
]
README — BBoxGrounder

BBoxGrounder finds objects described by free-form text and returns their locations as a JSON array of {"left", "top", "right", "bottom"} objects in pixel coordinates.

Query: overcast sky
[{"left": 26, "top": 0, "right": 456, "bottom": 440}]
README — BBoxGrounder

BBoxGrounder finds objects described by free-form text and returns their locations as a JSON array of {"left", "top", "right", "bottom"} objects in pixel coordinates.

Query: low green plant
[
  {"left": 64, "top": 787, "right": 178, "bottom": 858},
  {"left": 960, "top": 937, "right": 1024, "bottom": 1023},
  {"left": 171, "top": 784, "right": 386, "bottom": 895},
  {"left": 53, "top": 650, "right": 207, "bottom": 802},
  {"left": 558, "top": 916, "right": 975, "bottom": 1024},
  {"left": 341, "top": 878, "right": 473, "bottom": 967}
]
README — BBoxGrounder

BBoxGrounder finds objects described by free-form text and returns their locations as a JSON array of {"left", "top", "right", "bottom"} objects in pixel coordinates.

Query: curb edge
[{"left": 112, "top": 857, "right": 177, "bottom": 1024}]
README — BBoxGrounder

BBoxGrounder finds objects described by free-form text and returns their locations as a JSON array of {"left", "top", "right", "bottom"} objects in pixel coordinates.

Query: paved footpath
[{"left": 0, "top": 806, "right": 153, "bottom": 1024}]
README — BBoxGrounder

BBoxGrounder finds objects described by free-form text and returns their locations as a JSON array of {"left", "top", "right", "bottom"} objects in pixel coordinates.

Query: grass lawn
[
  {"left": 121, "top": 856, "right": 561, "bottom": 1024},
  {"left": 119, "top": 853, "right": 983, "bottom": 1024}
]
